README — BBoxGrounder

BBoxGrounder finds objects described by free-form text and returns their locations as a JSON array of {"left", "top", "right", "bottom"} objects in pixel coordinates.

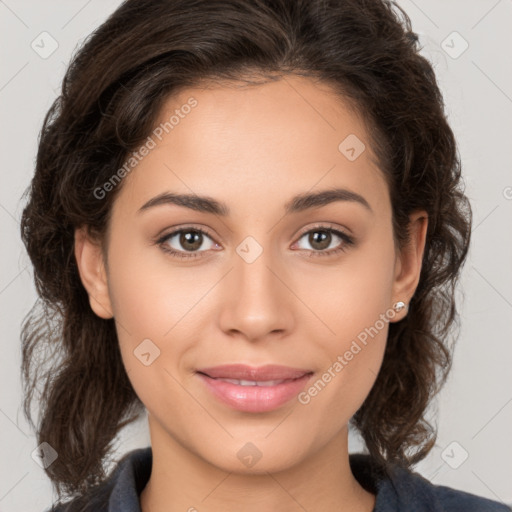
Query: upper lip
[{"left": 196, "top": 364, "right": 313, "bottom": 381}]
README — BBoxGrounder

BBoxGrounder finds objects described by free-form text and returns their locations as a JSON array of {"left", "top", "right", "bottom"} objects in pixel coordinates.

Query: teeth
[{"left": 219, "top": 378, "right": 287, "bottom": 386}]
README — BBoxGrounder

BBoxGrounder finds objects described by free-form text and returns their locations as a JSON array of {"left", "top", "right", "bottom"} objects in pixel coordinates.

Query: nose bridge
[
  {"left": 218, "top": 234, "right": 292, "bottom": 339},
  {"left": 234, "top": 235, "right": 283, "bottom": 307}
]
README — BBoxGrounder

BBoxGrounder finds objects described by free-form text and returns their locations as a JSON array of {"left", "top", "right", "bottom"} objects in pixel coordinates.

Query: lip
[
  {"left": 196, "top": 364, "right": 312, "bottom": 381},
  {"left": 196, "top": 364, "right": 314, "bottom": 413}
]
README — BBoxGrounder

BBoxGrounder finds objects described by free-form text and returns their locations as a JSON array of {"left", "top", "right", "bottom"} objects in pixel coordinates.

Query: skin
[{"left": 75, "top": 75, "right": 428, "bottom": 512}]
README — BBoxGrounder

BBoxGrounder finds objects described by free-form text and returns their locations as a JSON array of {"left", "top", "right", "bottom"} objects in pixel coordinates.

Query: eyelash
[{"left": 155, "top": 224, "right": 355, "bottom": 260}]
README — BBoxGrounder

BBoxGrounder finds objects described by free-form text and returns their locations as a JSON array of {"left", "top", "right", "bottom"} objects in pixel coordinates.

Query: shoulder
[
  {"left": 427, "top": 481, "right": 511, "bottom": 512},
  {"left": 350, "top": 453, "right": 511, "bottom": 511},
  {"left": 42, "top": 447, "right": 152, "bottom": 512},
  {"left": 387, "top": 461, "right": 511, "bottom": 511}
]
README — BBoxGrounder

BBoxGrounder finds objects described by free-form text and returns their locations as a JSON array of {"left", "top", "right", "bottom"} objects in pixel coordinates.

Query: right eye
[{"left": 157, "top": 227, "right": 220, "bottom": 259}]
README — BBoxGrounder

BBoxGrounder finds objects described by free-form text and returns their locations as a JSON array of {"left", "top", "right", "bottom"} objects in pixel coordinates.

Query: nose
[{"left": 217, "top": 242, "right": 294, "bottom": 342}]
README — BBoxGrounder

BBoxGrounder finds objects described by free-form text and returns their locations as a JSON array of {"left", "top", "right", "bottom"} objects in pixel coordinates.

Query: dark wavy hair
[{"left": 20, "top": 0, "right": 471, "bottom": 505}]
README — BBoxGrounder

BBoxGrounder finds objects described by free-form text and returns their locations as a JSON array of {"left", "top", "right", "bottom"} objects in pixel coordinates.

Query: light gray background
[{"left": 1, "top": 1, "right": 511, "bottom": 510}]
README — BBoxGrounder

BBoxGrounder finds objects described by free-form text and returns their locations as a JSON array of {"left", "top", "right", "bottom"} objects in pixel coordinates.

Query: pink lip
[
  {"left": 196, "top": 364, "right": 314, "bottom": 413},
  {"left": 197, "top": 364, "right": 312, "bottom": 381}
]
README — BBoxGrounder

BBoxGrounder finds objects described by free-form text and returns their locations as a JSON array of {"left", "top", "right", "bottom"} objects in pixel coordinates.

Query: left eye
[{"left": 293, "top": 227, "right": 354, "bottom": 256}]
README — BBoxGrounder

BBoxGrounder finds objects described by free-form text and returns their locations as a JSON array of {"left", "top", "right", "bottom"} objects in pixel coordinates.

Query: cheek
[
  {"left": 299, "top": 229, "right": 396, "bottom": 343},
  {"left": 295, "top": 233, "right": 395, "bottom": 411},
  {"left": 106, "top": 236, "right": 207, "bottom": 337},
  {"left": 105, "top": 245, "right": 195, "bottom": 406},
  {"left": 105, "top": 237, "right": 222, "bottom": 387},
  {"left": 298, "top": 308, "right": 389, "bottom": 430}
]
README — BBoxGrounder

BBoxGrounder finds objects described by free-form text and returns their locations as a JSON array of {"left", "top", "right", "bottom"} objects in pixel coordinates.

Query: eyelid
[
  {"left": 294, "top": 222, "right": 352, "bottom": 239},
  {"left": 154, "top": 223, "right": 217, "bottom": 240}
]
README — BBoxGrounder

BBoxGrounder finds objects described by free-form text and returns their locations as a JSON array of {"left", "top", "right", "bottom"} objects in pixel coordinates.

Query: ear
[
  {"left": 390, "top": 210, "right": 428, "bottom": 321},
  {"left": 74, "top": 226, "right": 114, "bottom": 319}
]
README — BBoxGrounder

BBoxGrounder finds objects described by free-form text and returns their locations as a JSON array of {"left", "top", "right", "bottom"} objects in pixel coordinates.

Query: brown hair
[{"left": 20, "top": 0, "right": 471, "bottom": 505}]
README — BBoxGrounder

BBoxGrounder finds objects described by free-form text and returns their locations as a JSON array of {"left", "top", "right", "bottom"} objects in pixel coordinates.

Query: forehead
[{"left": 113, "top": 75, "right": 389, "bottom": 218}]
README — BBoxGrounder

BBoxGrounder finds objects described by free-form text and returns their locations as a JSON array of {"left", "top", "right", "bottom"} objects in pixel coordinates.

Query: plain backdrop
[{"left": 0, "top": 1, "right": 511, "bottom": 510}]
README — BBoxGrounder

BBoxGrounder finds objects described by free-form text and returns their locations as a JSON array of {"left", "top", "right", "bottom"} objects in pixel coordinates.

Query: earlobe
[
  {"left": 74, "top": 227, "right": 114, "bottom": 319},
  {"left": 390, "top": 211, "right": 429, "bottom": 321}
]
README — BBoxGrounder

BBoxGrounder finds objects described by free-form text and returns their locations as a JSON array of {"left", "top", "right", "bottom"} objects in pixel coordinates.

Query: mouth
[
  {"left": 201, "top": 377, "right": 297, "bottom": 387},
  {"left": 195, "top": 364, "right": 314, "bottom": 413},
  {"left": 196, "top": 363, "right": 312, "bottom": 381}
]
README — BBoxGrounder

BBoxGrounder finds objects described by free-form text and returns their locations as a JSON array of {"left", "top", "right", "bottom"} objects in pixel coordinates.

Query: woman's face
[{"left": 76, "top": 75, "right": 426, "bottom": 473}]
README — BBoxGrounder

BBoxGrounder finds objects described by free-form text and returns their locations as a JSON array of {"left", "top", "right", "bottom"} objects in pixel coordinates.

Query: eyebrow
[{"left": 137, "top": 187, "right": 373, "bottom": 216}]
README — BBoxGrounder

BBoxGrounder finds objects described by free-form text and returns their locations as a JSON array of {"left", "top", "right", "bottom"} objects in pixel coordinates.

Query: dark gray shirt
[{"left": 47, "top": 447, "right": 511, "bottom": 511}]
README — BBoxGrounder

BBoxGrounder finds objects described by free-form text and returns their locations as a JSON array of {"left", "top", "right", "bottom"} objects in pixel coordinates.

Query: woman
[{"left": 19, "top": 0, "right": 510, "bottom": 511}]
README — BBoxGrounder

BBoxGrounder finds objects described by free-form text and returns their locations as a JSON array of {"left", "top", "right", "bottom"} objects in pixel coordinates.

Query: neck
[{"left": 140, "top": 416, "right": 375, "bottom": 512}]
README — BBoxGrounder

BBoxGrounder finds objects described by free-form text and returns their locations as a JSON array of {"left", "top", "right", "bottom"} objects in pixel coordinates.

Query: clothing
[{"left": 47, "top": 447, "right": 510, "bottom": 511}]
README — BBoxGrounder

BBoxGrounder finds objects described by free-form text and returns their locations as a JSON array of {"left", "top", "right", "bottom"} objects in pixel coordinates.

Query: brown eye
[
  {"left": 157, "top": 227, "right": 218, "bottom": 259},
  {"left": 307, "top": 230, "right": 332, "bottom": 251},
  {"left": 294, "top": 226, "right": 355, "bottom": 257},
  {"left": 178, "top": 230, "right": 204, "bottom": 251}
]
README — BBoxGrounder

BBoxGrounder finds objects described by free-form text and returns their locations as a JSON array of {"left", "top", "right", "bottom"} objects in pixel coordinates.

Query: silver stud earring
[{"left": 393, "top": 301, "right": 407, "bottom": 312}]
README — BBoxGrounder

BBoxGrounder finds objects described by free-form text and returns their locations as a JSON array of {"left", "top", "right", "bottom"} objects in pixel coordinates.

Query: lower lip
[{"left": 197, "top": 373, "right": 313, "bottom": 413}]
